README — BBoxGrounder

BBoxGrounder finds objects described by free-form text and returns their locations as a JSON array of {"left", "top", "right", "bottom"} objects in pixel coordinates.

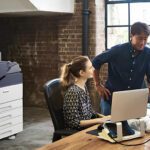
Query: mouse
[{"left": 97, "top": 124, "right": 104, "bottom": 132}]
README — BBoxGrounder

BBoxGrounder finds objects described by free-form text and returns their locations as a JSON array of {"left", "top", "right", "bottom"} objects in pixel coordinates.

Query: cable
[{"left": 108, "top": 133, "right": 150, "bottom": 146}]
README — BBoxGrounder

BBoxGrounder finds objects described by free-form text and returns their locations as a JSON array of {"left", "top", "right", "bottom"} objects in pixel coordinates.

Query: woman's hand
[{"left": 97, "top": 115, "right": 111, "bottom": 123}]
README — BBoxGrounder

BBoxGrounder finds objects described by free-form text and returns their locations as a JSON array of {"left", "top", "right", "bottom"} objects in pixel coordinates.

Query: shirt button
[
  {"left": 130, "top": 69, "right": 133, "bottom": 72},
  {"left": 128, "top": 86, "right": 130, "bottom": 89},
  {"left": 132, "top": 61, "right": 135, "bottom": 65},
  {"left": 129, "top": 78, "right": 132, "bottom": 80},
  {"left": 132, "top": 55, "right": 134, "bottom": 58}
]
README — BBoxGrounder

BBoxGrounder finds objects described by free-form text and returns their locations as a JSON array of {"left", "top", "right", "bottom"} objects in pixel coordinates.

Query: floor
[{"left": 0, "top": 107, "right": 54, "bottom": 150}]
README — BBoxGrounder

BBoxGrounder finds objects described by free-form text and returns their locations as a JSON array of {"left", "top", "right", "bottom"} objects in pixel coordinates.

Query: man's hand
[{"left": 96, "top": 84, "right": 111, "bottom": 100}]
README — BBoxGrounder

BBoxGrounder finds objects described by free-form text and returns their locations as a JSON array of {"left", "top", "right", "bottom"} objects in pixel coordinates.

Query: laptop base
[{"left": 98, "top": 119, "right": 145, "bottom": 143}]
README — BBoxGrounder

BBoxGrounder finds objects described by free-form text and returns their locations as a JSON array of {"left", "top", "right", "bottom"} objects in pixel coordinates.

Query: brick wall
[
  {"left": 57, "top": 0, "right": 102, "bottom": 112},
  {"left": 0, "top": 17, "right": 59, "bottom": 107},
  {"left": 58, "top": 0, "right": 96, "bottom": 66},
  {"left": 0, "top": 0, "right": 107, "bottom": 111}
]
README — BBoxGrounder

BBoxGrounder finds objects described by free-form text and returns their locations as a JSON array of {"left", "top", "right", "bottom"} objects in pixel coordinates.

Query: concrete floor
[{"left": 0, "top": 107, "right": 54, "bottom": 150}]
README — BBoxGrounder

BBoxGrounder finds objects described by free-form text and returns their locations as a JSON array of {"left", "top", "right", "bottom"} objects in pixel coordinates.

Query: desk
[{"left": 37, "top": 125, "right": 150, "bottom": 150}]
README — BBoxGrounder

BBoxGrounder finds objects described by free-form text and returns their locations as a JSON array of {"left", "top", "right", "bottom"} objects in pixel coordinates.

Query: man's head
[{"left": 130, "top": 22, "right": 150, "bottom": 51}]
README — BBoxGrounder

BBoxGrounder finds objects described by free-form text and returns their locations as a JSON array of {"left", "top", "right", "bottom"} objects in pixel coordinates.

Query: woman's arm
[{"left": 80, "top": 115, "right": 111, "bottom": 127}]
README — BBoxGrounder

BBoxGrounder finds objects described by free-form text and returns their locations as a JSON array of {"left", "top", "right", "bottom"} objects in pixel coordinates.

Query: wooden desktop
[{"left": 37, "top": 124, "right": 150, "bottom": 150}]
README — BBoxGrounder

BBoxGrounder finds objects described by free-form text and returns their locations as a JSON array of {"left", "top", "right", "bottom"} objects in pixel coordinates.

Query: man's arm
[
  {"left": 92, "top": 49, "right": 115, "bottom": 99},
  {"left": 93, "top": 69, "right": 111, "bottom": 99},
  {"left": 93, "top": 69, "right": 101, "bottom": 87}
]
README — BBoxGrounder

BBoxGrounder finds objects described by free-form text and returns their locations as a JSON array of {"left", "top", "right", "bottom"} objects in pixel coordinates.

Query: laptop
[
  {"left": 111, "top": 88, "right": 149, "bottom": 123},
  {"left": 98, "top": 88, "right": 149, "bottom": 142}
]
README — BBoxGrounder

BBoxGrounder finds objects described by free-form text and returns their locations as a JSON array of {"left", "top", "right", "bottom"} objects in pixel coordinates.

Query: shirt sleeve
[
  {"left": 92, "top": 46, "right": 119, "bottom": 70},
  {"left": 63, "top": 89, "right": 81, "bottom": 129}
]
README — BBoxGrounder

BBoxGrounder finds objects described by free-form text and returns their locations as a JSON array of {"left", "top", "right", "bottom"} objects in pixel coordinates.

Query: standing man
[{"left": 92, "top": 22, "right": 150, "bottom": 135}]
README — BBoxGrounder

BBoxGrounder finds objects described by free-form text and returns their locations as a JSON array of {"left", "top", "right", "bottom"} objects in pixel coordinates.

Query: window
[{"left": 106, "top": 0, "right": 150, "bottom": 49}]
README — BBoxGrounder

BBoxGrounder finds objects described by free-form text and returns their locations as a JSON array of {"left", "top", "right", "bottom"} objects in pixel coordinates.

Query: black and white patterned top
[{"left": 63, "top": 84, "right": 97, "bottom": 130}]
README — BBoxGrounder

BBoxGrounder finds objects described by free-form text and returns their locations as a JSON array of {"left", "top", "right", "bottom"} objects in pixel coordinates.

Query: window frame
[{"left": 105, "top": 0, "right": 150, "bottom": 49}]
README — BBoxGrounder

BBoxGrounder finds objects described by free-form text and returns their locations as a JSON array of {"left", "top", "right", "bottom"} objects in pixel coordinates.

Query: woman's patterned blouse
[{"left": 63, "top": 84, "right": 96, "bottom": 130}]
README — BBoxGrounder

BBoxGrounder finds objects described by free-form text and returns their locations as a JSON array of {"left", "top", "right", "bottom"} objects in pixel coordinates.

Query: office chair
[{"left": 43, "top": 78, "right": 77, "bottom": 142}]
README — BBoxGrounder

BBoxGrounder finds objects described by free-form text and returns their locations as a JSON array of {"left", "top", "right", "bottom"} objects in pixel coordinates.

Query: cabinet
[{"left": 0, "top": 83, "right": 23, "bottom": 139}]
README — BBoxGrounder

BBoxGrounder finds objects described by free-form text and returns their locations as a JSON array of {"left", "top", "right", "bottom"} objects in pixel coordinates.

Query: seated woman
[{"left": 60, "top": 56, "right": 110, "bottom": 130}]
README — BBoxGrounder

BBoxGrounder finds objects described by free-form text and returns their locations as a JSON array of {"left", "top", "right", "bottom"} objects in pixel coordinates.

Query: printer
[{"left": 0, "top": 61, "right": 23, "bottom": 139}]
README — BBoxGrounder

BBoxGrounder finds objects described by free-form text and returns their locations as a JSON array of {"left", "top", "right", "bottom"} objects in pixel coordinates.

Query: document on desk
[
  {"left": 86, "top": 128, "right": 115, "bottom": 143},
  {"left": 98, "top": 130, "right": 115, "bottom": 143}
]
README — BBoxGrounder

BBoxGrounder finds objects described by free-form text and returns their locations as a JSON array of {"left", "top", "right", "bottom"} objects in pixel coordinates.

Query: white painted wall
[
  {"left": 95, "top": 0, "right": 105, "bottom": 55},
  {"left": 0, "top": 0, "right": 74, "bottom": 13},
  {"left": 0, "top": 0, "right": 37, "bottom": 12},
  {"left": 30, "top": 0, "right": 75, "bottom": 13}
]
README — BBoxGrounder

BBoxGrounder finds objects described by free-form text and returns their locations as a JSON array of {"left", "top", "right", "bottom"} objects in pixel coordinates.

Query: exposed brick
[{"left": 0, "top": 0, "right": 107, "bottom": 111}]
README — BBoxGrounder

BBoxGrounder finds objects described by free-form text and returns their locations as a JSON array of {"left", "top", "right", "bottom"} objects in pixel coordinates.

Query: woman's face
[{"left": 83, "top": 60, "right": 94, "bottom": 79}]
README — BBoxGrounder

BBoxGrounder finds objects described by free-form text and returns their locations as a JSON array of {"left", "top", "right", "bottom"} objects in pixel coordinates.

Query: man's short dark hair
[{"left": 131, "top": 22, "right": 150, "bottom": 36}]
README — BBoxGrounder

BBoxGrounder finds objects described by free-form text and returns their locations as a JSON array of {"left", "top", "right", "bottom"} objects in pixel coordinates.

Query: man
[{"left": 92, "top": 22, "right": 150, "bottom": 135}]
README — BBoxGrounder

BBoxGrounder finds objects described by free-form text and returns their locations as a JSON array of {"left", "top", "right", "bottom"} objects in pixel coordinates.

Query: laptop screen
[{"left": 111, "top": 88, "right": 149, "bottom": 122}]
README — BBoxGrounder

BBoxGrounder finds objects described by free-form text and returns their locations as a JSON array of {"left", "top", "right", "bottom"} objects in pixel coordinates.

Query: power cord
[{"left": 108, "top": 133, "right": 150, "bottom": 146}]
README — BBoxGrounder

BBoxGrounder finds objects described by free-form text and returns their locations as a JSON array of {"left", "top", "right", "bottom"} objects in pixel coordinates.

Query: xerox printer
[
  {"left": 0, "top": 61, "right": 22, "bottom": 87},
  {"left": 0, "top": 61, "right": 23, "bottom": 139}
]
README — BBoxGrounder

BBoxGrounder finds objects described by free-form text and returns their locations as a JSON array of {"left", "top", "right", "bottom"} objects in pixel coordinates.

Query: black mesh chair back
[{"left": 43, "top": 78, "right": 77, "bottom": 142}]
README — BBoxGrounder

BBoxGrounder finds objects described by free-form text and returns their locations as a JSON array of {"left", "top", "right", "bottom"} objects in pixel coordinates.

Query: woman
[{"left": 60, "top": 56, "right": 109, "bottom": 130}]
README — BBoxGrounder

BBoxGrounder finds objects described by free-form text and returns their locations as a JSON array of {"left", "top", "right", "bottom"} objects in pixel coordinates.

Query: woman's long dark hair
[{"left": 60, "top": 56, "right": 89, "bottom": 91}]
